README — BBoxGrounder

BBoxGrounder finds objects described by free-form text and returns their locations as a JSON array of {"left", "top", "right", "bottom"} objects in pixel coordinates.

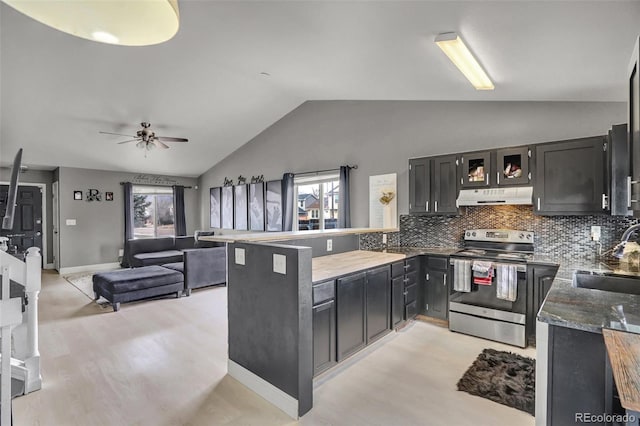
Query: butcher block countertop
[
  {"left": 312, "top": 250, "right": 406, "bottom": 283},
  {"left": 603, "top": 329, "right": 640, "bottom": 412},
  {"left": 199, "top": 227, "right": 398, "bottom": 243}
]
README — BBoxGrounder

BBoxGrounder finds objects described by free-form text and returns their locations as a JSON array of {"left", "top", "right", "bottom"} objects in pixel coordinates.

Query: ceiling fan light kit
[
  {"left": 100, "top": 122, "right": 188, "bottom": 155},
  {"left": 1, "top": 0, "right": 180, "bottom": 46},
  {"left": 435, "top": 32, "right": 494, "bottom": 91}
]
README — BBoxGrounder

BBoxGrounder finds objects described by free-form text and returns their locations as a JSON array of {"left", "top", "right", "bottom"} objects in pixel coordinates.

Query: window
[
  {"left": 132, "top": 185, "right": 175, "bottom": 238},
  {"left": 294, "top": 173, "right": 339, "bottom": 231}
]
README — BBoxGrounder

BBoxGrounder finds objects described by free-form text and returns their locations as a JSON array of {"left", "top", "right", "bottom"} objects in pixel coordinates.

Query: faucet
[{"left": 612, "top": 223, "right": 640, "bottom": 258}]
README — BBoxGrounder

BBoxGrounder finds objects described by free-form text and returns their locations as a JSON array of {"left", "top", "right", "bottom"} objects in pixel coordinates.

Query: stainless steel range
[{"left": 448, "top": 229, "right": 534, "bottom": 348}]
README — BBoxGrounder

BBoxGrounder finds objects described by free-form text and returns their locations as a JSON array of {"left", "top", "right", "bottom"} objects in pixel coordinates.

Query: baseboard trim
[
  {"left": 59, "top": 262, "right": 120, "bottom": 275},
  {"left": 227, "top": 359, "right": 298, "bottom": 419}
]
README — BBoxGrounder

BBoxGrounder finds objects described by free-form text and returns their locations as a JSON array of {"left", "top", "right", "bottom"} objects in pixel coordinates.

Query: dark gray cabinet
[
  {"left": 534, "top": 136, "right": 607, "bottom": 215},
  {"left": 526, "top": 264, "right": 558, "bottom": 344},
  {"left": 608, "top": 124, "right": 632, "bottom": 216},
  {"left": 460, "top": 150, "right": 492, "bottom": 188},
  {"left": 366, "top": 266, "right": 391, "bottom": 343},
  {"left": 409, "top": 158, "right": 430, "bottom": 214},
  {"left": 496, "top": 146, "right": 531, "bottom": 186},
  {"left": 313, "top": 280, "right": 337, "bottom": 376},
  {"left": 409, "top": 155, "right": 458, "bottom": 215},
  {"left": 391, "top": 275, "right": 404, "bottom": 328},
  {"left": 336, "top": 272, "right": 366, "bottom": 361},
  {"left": 423, "top": 256, "right": 449, "bottom": 320},
  {"left": 630, "top": 37, "right": 640, "bottom": 215}
]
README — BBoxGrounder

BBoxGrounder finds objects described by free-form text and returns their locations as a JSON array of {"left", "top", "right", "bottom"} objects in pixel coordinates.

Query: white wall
[
  {"left": 58, "top": 167, "right": 199, "bottom": 269},
  {"left": 199, "top": 100, "right": 627, "bottom": 229}
]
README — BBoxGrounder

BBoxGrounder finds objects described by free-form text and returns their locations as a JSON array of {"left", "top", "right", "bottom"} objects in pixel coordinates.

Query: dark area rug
[{"left": 457, "top": 348, "right": 535, "bottom": 415}]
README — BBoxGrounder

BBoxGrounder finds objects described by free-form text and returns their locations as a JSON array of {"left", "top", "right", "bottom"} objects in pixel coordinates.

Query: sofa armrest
[{"left": 183, "top": 247, "right": 227, "bottom": 290}]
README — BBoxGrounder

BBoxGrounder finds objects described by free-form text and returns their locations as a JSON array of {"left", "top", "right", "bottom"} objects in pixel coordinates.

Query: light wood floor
[{"left": 13, "top": 270, "right": 535, "bottom": 426}]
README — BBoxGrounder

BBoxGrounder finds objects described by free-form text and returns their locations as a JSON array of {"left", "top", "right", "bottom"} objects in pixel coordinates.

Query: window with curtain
[
  {"left": 132, "top": 185, "right": 175, "bottom": 238},
  {"left": 294, "top": 173, "right": 340, "bottom": 231}
]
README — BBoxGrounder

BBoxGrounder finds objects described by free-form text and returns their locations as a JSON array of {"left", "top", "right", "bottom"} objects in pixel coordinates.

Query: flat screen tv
[{"left": 2, "top": 148, "right": 23, "bottom": 230}]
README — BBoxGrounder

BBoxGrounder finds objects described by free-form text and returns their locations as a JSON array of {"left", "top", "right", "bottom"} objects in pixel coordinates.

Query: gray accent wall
[
  {"left": 0, "top": 167, "right": 54, "bottom": 265},
  {"left": 57, "top": 167, "right": 199, "bottom": 269},
  {"left": 199, "top": 100, "right": 626, "bottom": 230}
]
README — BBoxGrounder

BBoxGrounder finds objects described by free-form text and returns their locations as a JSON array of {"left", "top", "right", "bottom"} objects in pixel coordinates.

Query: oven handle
[{"left": 449, "top": 259, "right": 526, "bottom": 273}]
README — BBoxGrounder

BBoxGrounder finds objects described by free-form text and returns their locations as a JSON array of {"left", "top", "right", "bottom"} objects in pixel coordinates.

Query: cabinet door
[
  {"left": 366, "top": 266, "right": 390, "bottom": 344},
  {"left": 409, "top": 158, "right": 431, "bottom": 213},
  {"left": 496, "top": 146, "right": 530, "bottom": 186},
  {"left": 432, "top": 154, "right": 459, "bottom": 214},
  {"left": 313, "top": 299, "right": 336, "bottom": 376},
  {"left": 630, "top": 37, "right": 640, "bottom": 214},
  {"left": 461, "top": 151, "right": 491, "bottom": 188},
  {"left": 337, "top": 272, "right": 366, "bottom": 361},
  {"left": 391, "top": 276, "right": 404, "bottom": 328},
  {"left": 535, "top": 137, "right": 606, "bottom": 214},
  {"left": 424, "top": 269, "right": 448, "bottom": 320},
  {"left": 527, "top": 264, "right": 558, "bottom": 343}
]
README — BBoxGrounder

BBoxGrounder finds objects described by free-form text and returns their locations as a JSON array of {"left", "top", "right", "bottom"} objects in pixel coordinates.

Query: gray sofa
[
  {"left": 162, "top": 246, "right": 227, "bottom": 296},
  {"left": 126, "top": 236, "right": 219, "bottom": 267}
]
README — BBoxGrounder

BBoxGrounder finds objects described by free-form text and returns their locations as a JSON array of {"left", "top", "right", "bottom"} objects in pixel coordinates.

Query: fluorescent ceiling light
[
  {"left": 435, "top": 32, "right": 494, "bottom": 91},
  {"left": 2, "top": 0, "right": 180, "bottom": 46}
]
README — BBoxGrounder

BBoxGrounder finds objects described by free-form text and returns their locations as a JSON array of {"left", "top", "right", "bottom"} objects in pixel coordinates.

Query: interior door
[
  {"left": 52, "top": 181, "right": 60, "bottom": 270},
  {"left": 0, "top": 185, "right": 43, "bottom": 259}
]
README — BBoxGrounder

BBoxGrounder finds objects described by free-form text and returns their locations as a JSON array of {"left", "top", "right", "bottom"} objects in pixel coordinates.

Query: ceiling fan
[{"left": 99, "top": 122, "right": 188, "bottom": 152}]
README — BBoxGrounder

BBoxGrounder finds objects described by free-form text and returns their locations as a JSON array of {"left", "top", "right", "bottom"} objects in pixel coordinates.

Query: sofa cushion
[
  {"left": 162, "top": 262, "right": 184, "bottom": 274},
  {"left": 174, "top": 236, "right": 196, "bottom": 251},
  {"left": 133, "top": 250, "right": 183, "bottom": 266},
  {"left": 93, "top": 266, "right": 183, "bottom": 293},
  {"left": 128, "top": 237, "right": 175, "bottom": 255}
]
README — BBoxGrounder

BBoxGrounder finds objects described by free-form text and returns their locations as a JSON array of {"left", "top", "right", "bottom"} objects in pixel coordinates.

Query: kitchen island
[{"left": 535, "top": 258, "right": 640, "bottom": 426}]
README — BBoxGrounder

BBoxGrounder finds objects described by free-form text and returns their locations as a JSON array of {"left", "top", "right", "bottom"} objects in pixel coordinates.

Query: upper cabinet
[
  {"left": 496, "top": 146, "right": 531, "bottom": 186},
  {"left": 460, "top": 150, "right": 492, "bottom": 187},
  {"left": 534, "top": 136, "right": 607, "bottom": 215},
  {"left": 629, "top": 37, "right": 640, "bottom": 216},
  {"left": 408, "top": 155, "right": 458, "bottom": 215}
]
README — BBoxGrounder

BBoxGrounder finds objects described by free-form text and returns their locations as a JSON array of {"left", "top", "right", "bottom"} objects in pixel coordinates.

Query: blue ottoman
[{"left": 93, "top": 266, "right": 184, "bottom": 311}]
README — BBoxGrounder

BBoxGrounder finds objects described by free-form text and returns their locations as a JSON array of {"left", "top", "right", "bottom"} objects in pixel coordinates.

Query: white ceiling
[{"left": 1, "top": 1, "right": 639, "bottom": 177}]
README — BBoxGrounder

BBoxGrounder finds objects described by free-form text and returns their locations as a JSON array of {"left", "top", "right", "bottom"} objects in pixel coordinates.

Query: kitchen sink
[{"left": 573, "top": 271, "right": 640, "bottom": 295}]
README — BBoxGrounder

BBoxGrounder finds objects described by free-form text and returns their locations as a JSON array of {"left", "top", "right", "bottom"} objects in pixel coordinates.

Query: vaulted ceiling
[{"left": 1, "top": 1, "right": 639, "bottom": 177}]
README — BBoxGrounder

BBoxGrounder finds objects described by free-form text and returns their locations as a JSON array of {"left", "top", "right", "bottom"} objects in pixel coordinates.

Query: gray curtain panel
[
  {"left": 121, "top": 182, "right": 134, "bottom": 268},
  {"left": 338, "top": 166, "right": 351, "bottom": 228},
  {"left": 173, "top": 185, "right": 187, "bottom": 236},
  {"left": 282, "top": 173, "right": 295, "bottom": 231}
]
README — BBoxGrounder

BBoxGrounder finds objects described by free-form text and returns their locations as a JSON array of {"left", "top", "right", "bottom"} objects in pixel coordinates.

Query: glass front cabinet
[
  {"left": 496, "top": 146, "right": 531, "bottom": 186},
  {"left": 460, "top": 151, "right": 492, "bottom": 187}
]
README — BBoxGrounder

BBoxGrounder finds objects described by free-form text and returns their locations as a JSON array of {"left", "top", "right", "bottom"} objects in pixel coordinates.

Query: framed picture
[
  {"left": 73, "top": 190, "right": 82, "bottom": 200},
  {"left": 266, "top": 180, "right": 283, "bottom": 232},
  {"left": 105, "top": 192, "right": 114, "bottom": 201},
  {"left": 221, "top": 186, "right": 234, "bottom": 229},
  {"left": 210, "top": 187, "right": 221, "bottom": 228},
  {"left": 234, "top": 184, "right": 248, "bottom": 231},
  {"left": 249, "top": 182, "right": 265, "bottom": 231}
]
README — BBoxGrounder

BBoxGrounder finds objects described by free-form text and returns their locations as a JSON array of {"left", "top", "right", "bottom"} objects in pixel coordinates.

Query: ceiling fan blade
[
  {"left": 99, "top": 131, "right": 137, "bottom": 137},
  {"left": 117, "top": 139, "right": 140, "bottom": 144},
  {"left": 153, "top": 140, "right": 170, "bottom": 149},
  {"left": 156, "top": 136, "right": 188, "bottom": 142}
]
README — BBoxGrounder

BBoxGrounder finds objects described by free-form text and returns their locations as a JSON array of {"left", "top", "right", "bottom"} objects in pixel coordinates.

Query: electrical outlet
[
  {"left": 327, "top": 239, "right": 333, "bottom": 252},
  {"left": 235, "top": 248, "right": 245, "bottom": 265},
  {"left": 382, "top": 234, "right": 387, "bottom": 244},
  {"left": 273, "top": 254, "right": 286, "bottom": 274},
  {"left": 591, "top": 226, "right": 601, "bottom": 242},
  {"left": 65, "top": 219, "right": 76, "bottom": 226}
]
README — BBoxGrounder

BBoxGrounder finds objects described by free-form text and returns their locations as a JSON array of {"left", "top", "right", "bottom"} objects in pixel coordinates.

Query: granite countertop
[
  {"left": 373, "top": 246, "right": 460, "bottom": 257},
  {"left": 538, "top": 258, "right": 640, "bottom": 334}
]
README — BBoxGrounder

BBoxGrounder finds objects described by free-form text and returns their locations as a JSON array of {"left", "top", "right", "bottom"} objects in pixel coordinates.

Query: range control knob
[
  {"left": 519, "top": 233, "right": 524, "bottom": 239},
  {"left": 472, "top": 232, "right": 476, "bottom": 237},
  {"left": 466, "top": 232, "right": 470, "bottom": 237},
  {"left": 526, "top": 234, "right": 532, "bottom": 240}
]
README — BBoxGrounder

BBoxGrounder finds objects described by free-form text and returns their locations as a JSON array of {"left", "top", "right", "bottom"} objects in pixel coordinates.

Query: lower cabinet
[
  {"left": 391, "top": 275, "right": 404, "bottom": 328},
  {"left": 312, "top": 299, "right": 336, "bottom": 376},
  {"left": 423, "top": 256, "right": 450, "bottom": 320},
  {"left": 336, "top": 272, "right": 367, "bottom": 361},
  {"left": 527, "top": 263, "right": 559, "bottom": 344},
  {"left": 366, "top": 266, "right": 391, "bottom": 344}
]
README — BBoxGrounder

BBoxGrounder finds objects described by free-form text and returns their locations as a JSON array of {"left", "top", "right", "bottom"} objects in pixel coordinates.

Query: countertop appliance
[{"left": 449, "top": 229, "right": 534, "bottom": 348}]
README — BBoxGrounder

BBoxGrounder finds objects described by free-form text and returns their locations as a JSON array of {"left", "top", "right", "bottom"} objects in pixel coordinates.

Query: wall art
[
  {"left": 249, "top": 182, "right": 265, "bottom": 231},
  {"left": 266, "top": 180, "right": 283, "bottom": 232},
  {"left": 221, "top": 186, "right": 234, "bottom": 229},
  {"left": 234, "top": 184, "right": 248, "bottom": 231},
  {"left": 210, "top": 187, "right": 221, "bottom": 228}
]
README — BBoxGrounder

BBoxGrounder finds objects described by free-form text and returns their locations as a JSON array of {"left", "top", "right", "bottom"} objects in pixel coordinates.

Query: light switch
[
  {"left": 273, "top": 254, "right": 286, "bottom": 275},
  {"left": 327, "top": 239, "right": 333, "bottom": 252},
  {"left": 235, "top": 248, "right": 246, "bottom": 265},
  {"left": 382, "top": 234, "right": 388, "bottom": 244},
  {"left": 66, "top": 219, "right": 76, "bottom": 226}
]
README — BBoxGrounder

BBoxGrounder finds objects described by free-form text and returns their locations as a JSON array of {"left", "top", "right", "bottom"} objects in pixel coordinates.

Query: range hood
[{"left": 456, "top": 186, "right": 533, "bottom": 206}]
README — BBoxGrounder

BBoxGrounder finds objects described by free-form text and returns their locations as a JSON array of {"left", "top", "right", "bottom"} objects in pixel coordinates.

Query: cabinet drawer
[
  {"left": 313, "top": 280, "right": 335, "bottom": 305},
  {"left": 405, "top": 283, "right": 417, "bottom": 304},
  {"left": 404, "top": 271, "right": 418, "bottom": 287},
  {"left": 427, "top": 256, "right": 449, "bottom": 271},
  {"left": 405, "top": 300, "right": 418, "bottom": 320},
  {"left": 391, "top": 261, "right": 404, "bottom": 278},
  {"left": 404, "top": 257, "right": 418, "bottom": 273}
]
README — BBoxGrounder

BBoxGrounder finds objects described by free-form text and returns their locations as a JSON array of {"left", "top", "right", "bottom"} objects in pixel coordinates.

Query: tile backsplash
[{"left": 360, "top": 205, "right": 639, "bottom": 261}]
